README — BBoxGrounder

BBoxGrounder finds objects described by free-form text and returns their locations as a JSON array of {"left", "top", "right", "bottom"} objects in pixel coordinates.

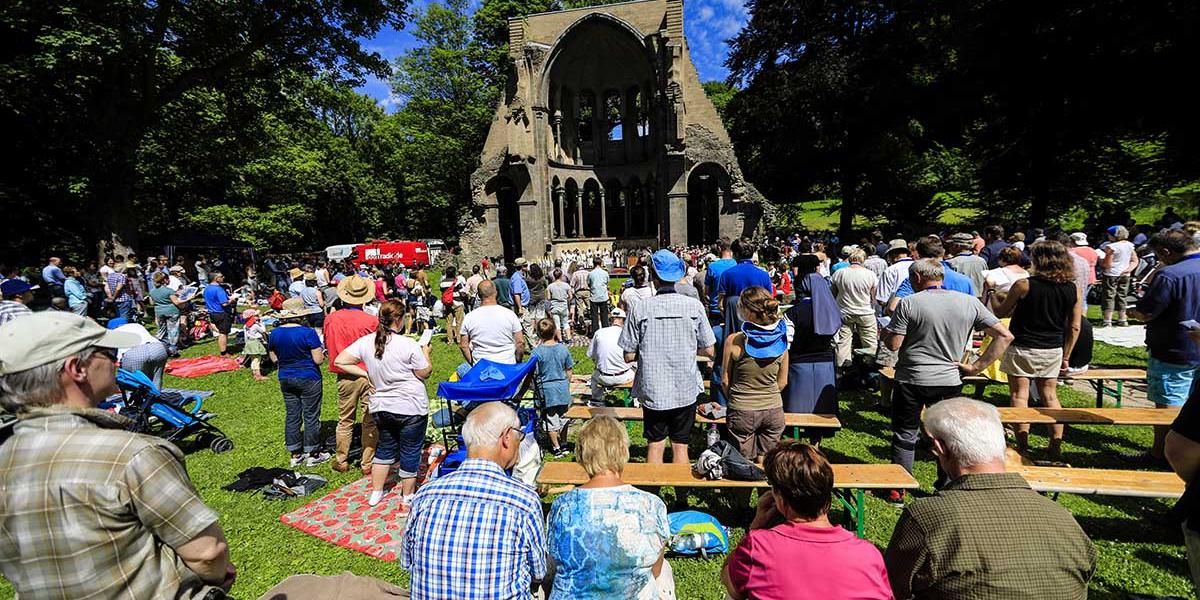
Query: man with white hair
[
  {"left": 885, "top": 397, "right": 1096, "bottom": 600},
  {"left": 402, "top": 402, "right": 546, "bottom": 599},
  {"left": 0, "top": 313, "right": 235, "bottom": 598}
]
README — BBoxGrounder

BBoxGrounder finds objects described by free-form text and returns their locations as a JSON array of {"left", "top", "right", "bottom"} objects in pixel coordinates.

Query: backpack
[
  {"left": 269, "top": 290, "right": 285, "bottom": 310},
  {"left": 667, "top": 511, "right": 729, "bottom": 558},
  {"left": 441, "top": 283, "right": 455, "bottom": 307}
]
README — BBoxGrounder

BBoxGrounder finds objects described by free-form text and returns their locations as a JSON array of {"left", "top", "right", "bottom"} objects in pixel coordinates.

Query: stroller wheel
[{"left": 210, "top": 436, "right": 234, "bottom": 453}]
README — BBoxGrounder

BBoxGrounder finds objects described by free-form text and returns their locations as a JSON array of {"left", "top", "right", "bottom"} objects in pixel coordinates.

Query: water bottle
[{"left": 672, "top": 532, "right": 709, "bottom": 559}]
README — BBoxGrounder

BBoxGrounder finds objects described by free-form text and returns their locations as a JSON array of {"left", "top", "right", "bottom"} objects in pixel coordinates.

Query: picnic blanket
[
  {"left": 1092, "top": 324, "right": 1146, "bottom": 348},
  {"left": 165, "top": 356, "right": 242, "bottom": 378},
  {"left": 279, "top": 445, "right": 445, "bottom": 561}
]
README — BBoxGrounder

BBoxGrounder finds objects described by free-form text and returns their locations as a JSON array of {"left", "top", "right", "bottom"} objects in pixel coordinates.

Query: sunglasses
[{"left": 89, "top": 347, "right": 118, "bottom": 363}]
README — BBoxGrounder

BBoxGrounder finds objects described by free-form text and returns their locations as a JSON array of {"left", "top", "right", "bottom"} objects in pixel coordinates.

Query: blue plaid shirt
[{"left": 402, "top": 458, "right": 546, "bottom": 600}]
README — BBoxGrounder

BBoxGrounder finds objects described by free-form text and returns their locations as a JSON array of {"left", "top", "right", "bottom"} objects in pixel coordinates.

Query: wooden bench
[
  {"left": 1016, "top": 465, "right": 1184, "bottom": 499},
  {"left": 563, "top": 405, "right": 842, "bottom": 431},
  {"left": 878, "top": 367, "right": 1148, "bottom": 408},
  {"left": 1063, "top": 369, "right": 1147, "bottom": 408},
  {"left": 537, "top": 461, "right": 918, "bottom": 536},
  {"left": 997, "top": 406, "right": 1179, "bottom": 427},
  {"left": 571, "top": 377, "right": 710, "bottom": 406}
]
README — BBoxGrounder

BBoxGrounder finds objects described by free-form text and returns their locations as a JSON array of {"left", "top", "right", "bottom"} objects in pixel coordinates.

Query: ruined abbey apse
[{"left": 461, "top": 0, "right": 767, "bottom": 262}]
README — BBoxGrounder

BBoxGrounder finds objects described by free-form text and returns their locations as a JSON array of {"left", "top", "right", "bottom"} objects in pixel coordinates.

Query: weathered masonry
[{"left": 462, "top": 0, "right": 766, "bottom": 262}]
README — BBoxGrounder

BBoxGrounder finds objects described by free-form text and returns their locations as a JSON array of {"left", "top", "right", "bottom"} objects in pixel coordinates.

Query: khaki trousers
[
  {"left": 835, "top": 312, "right": 878, "bottom": 367},
  {"left": 445, "top": 304, "right": 465, "bottom": 344},
  {"left": 336, "top": 374, "right": 377, "bottom": 469}
]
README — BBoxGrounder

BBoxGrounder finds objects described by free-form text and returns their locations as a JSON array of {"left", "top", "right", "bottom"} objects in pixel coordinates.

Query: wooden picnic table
[
  {"left": 997, "top": 406, "right": 1179, "bottom": 427},
  {"left": 878, "top": 366, "right": 1148, "bottom": 407},
  {"left": 1016, "top": 465, "right": 1184, "bottom": 499},
  {"left": 537, "top": 461, "right": 918, "bottom": 537}
]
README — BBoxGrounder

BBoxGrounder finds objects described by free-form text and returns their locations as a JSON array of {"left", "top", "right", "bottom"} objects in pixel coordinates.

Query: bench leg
[
  {"left": 973, "top": 382, "right": 986, "bottom": 400},
  {"left": 1093, "top": 381, "right": 1104, "bottom": 408},
  {"left": 834, "top": 489, "right": 868, "bottom": 538},
  {"left": 1115, "top": 380, "right": 1123, "bottom": 408}
]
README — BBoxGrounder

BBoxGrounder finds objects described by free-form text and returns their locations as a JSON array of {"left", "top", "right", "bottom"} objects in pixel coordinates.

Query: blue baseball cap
[
  {"left": 105, "top": 317, "right": 131, "bottom": 330},
  {"left": 0, "top": 279, "right": 36, "bottom": 297},
  {"left": 650, "top": 249, "right": 686, "bottom": 283}
]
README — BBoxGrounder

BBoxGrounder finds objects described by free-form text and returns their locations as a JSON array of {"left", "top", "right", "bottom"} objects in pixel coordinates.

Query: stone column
[
  {"left": 599, "top": 184, "right": 608, "bottom": 237},
  {"left": 623, "top": 188, "right": 631, "bottom": 237},
  {"left": 576, "top": 191, "right": 584, "bottom": 238},
  {"left": 554, "top": 187, "right": 565, "bottom": 238}
]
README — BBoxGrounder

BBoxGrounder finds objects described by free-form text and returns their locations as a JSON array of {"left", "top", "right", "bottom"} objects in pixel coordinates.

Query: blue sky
[{"left": 355, "top": 0, "right": 749, "bottom": 111}]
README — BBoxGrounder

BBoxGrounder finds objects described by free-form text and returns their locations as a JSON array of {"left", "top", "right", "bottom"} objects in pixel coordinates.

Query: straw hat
[
  {"left": 276, "top": 297, "right": 319, "bottom": 319},
  {"left": 288, "top": 268, "right": 303, "bottom": 279},
  {"left": 337, "top": 274, "right": 375, "bottom": 305}
]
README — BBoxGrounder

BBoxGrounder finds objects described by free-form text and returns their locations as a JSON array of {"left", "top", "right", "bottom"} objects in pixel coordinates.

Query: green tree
[
  {"left": 1, "top": 0, "right": 408, "bottom": 259},
  {"left": 701, "top": 81, "right": 737, "bottom": 124},
  {"left": 390, "top": 0, "right": 499, "bottom": 237}
]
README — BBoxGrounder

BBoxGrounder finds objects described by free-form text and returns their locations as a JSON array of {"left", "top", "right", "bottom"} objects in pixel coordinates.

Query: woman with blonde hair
[
  {"left": 722, "top": 285, "right": 789, "bottom": 460},
  {"left": 546, "top": 416, "right": 672, "bottom": 598},
  {"left": 994, "top": 240, "right": 1082, "bottom": 459},
  {"left": 335, "top": 299, "right": 433, "bottom": 510}
]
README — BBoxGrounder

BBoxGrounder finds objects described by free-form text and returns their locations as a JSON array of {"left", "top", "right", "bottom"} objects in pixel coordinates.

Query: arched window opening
[
  {"left": 578, "top": 91, "right": 595, "bottom": 143},
  {"left": 605, "top": 90, "right": 623, "bottom": 141}
]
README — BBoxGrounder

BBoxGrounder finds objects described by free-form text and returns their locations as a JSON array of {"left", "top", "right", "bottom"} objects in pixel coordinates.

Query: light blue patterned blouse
[{"left": 547, "top": 484, "right": 670, "bottom": 599}]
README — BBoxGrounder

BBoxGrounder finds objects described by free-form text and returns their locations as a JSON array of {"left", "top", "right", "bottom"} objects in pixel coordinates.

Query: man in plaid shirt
[
  {"left": 0, "top": 313, "right": 236, "bottom": 599},
  {"left": 402, "top": 402, "right": 546, "bottom": 600},
  {"left": 885, "top": 398, "right": 1096, "bottom": 599}
]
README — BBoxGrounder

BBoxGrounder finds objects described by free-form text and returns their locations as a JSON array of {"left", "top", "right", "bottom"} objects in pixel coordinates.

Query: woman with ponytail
[
  {"left": 720, "top": 286, "right": 789, "bottom": 460},
  {"left": 335, "top": 299, "right": 434, "bottom": 509}
]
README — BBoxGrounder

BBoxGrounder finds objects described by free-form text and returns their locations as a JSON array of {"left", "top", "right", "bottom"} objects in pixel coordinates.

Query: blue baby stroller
[
  {"left": 433, "top": 359, "right": 541, "bottom": 478},
  {"left": 102, "top": 368, "right": 234, "bottom": 453}
]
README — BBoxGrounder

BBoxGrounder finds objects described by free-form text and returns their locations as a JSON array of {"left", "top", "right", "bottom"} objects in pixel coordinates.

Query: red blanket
[{"left": 165, "top": 356, "right": 242, "bottom": 378}]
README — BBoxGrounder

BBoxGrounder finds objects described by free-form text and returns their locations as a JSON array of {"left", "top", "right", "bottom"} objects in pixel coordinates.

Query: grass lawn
[{"left": 0, "top": 304, "right": 1194, "bottom": 599}]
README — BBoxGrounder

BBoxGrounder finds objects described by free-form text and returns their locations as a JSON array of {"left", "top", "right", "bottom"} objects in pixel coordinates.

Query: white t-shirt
[
  {"left": 114, "top": 323, "right": 161, "bottom": 360},
  {"left": 315, "top": 268, "right": 330, "bottom": 287},
  {"left": 461, "top": 304, "right": 522, "bottom": 364},
  {"left": 344, "top": 332, "right": 429, "bottom": 415},
  {"left": 588, "top": 325, "right": 630, "bottom": 376},
  {"left": 831, "top": 265, "right": 877, "bottom": 316},
  {"left": 1103, "top": 240, "right": 1135, "bottom": 277},
  {"left": 167, "top": 275, "right": 185, "bottom": 292},
  {"left": 620, "top": 286, "right": 653, "bottom": 309}
]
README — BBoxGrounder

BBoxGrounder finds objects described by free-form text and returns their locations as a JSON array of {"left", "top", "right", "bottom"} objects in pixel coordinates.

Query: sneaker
[
  {"left": 306, "top": 451, "right": 332, "bottom": 467},
  {"left": 1116, "top": 320, "right": 1129, "bottom": 327},
  {"left": 367, "top": 490, "right": 384, "bottom": 507},
  {"left": 881, "top": 489, "right": 906, "bottom": 507},
  {"left": 289, "top": 455, "right": 304, "bottom": 468},
  {"left": 552, "top": 446, "right": 569, "bottom": 458},
  {"left": 1097, "top": 321, "right": 1111, "bottom": 329}
]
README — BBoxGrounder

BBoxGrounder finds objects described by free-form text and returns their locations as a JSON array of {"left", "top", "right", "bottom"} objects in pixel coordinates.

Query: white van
[{"left": 325, "top": 243, "right": 361, "bottom": 261}]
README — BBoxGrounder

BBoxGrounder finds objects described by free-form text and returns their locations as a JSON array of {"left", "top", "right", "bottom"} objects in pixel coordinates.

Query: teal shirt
[
  {"left": 64, "top": 278, "right": 87, "bottom": 308},
  {"left": 150, "top": 286, "right": 179, "bottom": 317}
]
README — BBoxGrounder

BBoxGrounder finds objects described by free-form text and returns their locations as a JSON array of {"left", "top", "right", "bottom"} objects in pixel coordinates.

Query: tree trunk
[
  {"left": 838, "top": 171, "right": 858, "bottom": 242},
  {"left": 92, "top": 137, "right": 142, "bottom": 263}
]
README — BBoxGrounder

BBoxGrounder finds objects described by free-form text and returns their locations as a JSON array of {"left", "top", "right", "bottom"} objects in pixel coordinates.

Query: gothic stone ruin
[{"left": 461, "top": 0, "right": 767, "bottom": 262}]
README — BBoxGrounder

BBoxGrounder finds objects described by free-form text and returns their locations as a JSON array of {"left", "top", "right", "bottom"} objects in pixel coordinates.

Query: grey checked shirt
[{"left": 619, "top": 289, "right": 716, "bottom": 410}]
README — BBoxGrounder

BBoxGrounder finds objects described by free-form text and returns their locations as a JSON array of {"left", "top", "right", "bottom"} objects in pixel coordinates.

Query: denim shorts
[
  {"left": 372, "top": 412, "right": 427, "bottom": 477},
  {"left": 1147, "top": 356, "right": 1197, "bottom": 407}
]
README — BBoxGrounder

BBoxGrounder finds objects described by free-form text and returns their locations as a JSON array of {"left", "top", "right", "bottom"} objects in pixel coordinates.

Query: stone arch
[
  {"left": 686, "top": 162, "right": 730, "bottom": 246},
  {"left": 486, "top": 175, "right": 522, "bottom": 261},
  {"left": 582, "top": 178, "right": 603, "bottom": 238},
  {"left": 564, "top": 178, "right": 580, "bottom": 238}
]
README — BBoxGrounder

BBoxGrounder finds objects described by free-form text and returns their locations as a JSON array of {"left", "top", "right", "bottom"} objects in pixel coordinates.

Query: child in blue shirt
[{"left": 532, "top": 318, "right": 574, "bottom": 457}]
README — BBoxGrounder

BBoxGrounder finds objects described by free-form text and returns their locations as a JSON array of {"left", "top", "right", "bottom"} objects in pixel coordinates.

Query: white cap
[
  {"left": 1070, "top": 232, "right": 1089, "bottom": 246},
  {"left": 0, "top": 313, "right": 139, "bottom": 375}
]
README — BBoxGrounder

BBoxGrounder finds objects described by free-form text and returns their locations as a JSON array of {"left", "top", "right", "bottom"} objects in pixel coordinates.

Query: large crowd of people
[{"left": 3, "top": 211, "right": 1200, "bottom": 599}]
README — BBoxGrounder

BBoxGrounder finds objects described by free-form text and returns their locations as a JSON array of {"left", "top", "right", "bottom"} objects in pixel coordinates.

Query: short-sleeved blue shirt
[
  {"left": 1136, "top": 254, "right": 1200, "bottom": 365},
  {"left": 510, "top": 271, "right": 530, "bottom": 307},
  {"left": 203, "top": 284, "right": 229, "bottom": 313},
  {"left": 267, "top": 325, "right": 324, "bottom": 380},
  {"left": 894, "top": 260, "right": 976, "bottom": 298},
  {"left": 705, "top": 258, "right": 737, "bottom": 314},
  {"left": 532, "top": 343, "right": 575, "bottom": 407},
  {"left": 716, "top": 260, "right": 773, "bottom": 300}
]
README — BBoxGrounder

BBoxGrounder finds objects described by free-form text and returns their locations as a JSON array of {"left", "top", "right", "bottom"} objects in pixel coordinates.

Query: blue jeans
[
  {"left": 156, "top": 314, "right": 180, "bottom": 353},
  {"left": 280, "top": 378, "right": 323, "bottom": 453},
  {"left": 372, "top": 412, "right": 427, "bottom": 478},
  {"left": 115, "top": 298, "right": 136, "bottom": 321}
]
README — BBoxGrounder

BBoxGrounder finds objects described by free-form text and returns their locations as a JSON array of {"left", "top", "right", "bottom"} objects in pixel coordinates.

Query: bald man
[{"left": 460, "top": 279, "right": 525, "bottom": 365}]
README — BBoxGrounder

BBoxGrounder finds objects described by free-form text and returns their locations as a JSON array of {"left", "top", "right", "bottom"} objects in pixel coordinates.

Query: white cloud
[{"left": 697, "top": 6, "right": 715, "bottom": 21}]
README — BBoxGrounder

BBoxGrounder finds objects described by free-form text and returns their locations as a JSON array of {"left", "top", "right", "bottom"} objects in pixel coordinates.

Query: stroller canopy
[{"left": 437, "top": 359, "right": 536, "bottom": 403}]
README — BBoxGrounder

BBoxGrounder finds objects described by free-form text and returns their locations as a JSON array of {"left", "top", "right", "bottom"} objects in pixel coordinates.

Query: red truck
[{"left": 352, "top": 240, "right": 430, "bottom": 268}]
